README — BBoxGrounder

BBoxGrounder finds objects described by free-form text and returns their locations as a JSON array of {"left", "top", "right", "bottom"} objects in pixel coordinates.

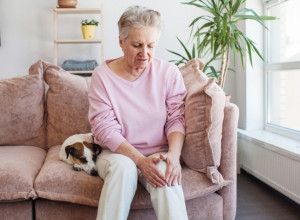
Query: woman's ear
[{"left": 119, "top": 36, "right": 124, "bottom": 50}]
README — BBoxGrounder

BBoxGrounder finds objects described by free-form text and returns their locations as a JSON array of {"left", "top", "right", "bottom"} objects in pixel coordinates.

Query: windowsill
[{"left": 238, "top": 129, "right": 300, "bottom": 161}]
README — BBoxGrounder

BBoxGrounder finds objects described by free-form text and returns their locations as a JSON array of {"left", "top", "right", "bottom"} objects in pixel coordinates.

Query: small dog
[{"left": 59, "top": 133, "right": 102, "bottom": 176}]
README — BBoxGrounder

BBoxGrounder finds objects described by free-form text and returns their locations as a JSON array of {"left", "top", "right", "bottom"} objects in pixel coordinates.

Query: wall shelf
[
  {"left": 53, "top": 6, "right": 103, "bottom": 75},
  {"left": 68, "top": 70, "right": 94, "bottom": 74},
  {"left": 55, "top": 39, "right": 102, "bottom": 44},
  {"left": 54, "top": 8, "right": 101, "bottom": 14}
]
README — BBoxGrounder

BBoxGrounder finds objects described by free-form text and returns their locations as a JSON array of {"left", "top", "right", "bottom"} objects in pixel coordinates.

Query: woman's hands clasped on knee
[
  {"left": 137, "top": 157, "right": 166, "bottom": 188},
  {"left": 160, "top": 152, "right": 182, "bottom": 187}
]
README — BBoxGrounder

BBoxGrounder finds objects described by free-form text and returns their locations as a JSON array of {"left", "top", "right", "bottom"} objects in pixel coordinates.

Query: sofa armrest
[{"left": 218, "top": 102, "right": 239, "bottom": 220}]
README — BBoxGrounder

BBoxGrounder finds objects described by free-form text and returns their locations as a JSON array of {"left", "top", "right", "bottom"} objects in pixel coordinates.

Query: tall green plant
[{"left": 169, "top": 0, "right": 277, "bottom": 89}]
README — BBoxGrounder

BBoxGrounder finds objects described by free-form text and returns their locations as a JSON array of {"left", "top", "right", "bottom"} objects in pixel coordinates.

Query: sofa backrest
[
  {"left": 42, "top": 62, "right": 92, "bottom": 148},
  {"left": 0, "top": 71, "right": 46, "bottom": 148}
]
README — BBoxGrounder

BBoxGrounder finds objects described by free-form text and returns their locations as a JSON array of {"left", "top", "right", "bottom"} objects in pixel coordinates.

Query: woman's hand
[
  {"left": 160, "top": 152, "right": 182, "bottom": 186},
  {"left": 137, "top": 157, "right": 166, "bottom": 188}
]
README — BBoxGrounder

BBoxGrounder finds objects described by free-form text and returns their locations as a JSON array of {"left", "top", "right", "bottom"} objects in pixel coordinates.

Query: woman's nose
[{"left": 140, "top": 46, "right": 148, "bottom": 56}]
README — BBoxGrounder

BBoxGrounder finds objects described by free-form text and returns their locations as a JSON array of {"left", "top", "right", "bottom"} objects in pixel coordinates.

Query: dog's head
[{"left": 65, "top": 141, "right": 101, "bottom": 176}]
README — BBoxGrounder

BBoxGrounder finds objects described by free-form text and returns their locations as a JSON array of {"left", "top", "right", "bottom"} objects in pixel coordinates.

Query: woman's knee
[
  {"left": 109, "top": 154, "right": 138, "bottom": 181},
  {"left": 113, "top": 155, "right": 137, "bottom": 175},
  {"left": 97, "top": 151, "right": 138, "bottom": 181},
  {"left": 155, "top": 159, "right": 168, "bottom": 176},
  {"left": 148, "top": 153, "right": 168, "bottom": 176}
]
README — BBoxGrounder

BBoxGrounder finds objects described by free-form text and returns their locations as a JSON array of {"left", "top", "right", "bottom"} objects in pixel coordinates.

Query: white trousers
[{"left": 96, "top": 150, "right": 188, "bottom": 220}]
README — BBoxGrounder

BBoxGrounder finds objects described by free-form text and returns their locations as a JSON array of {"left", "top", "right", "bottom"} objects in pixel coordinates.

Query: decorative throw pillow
[
  {"left": 0, "top": 72, "right": 46, "bottom": 148},
  {"left": 180, "top": 59, "right": 226, "bottom": 184},
  {"left": 41, "top": 62, "right": 92, "bottom": 148}
]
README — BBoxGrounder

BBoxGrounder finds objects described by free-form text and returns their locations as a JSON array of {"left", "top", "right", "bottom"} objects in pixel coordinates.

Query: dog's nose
[{"left": 91, "top": 169, "right": 98, "bottom": 176}]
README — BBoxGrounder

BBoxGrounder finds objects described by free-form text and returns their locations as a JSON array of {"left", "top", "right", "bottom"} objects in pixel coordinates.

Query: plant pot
[
  {"left": 81, "top": 25, "right": 96, "bottom": 40},
  {"left": 57, "top": 0, "right": 78, "bottom": 8}
]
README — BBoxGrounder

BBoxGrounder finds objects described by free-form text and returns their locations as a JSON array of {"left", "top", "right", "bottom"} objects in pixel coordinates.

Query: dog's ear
[
  {"left": 65, "top": 145, "right": 75, "bottom": 159},
  {"left": 92, "top": 143, "right": 102, "bottom": 155}
]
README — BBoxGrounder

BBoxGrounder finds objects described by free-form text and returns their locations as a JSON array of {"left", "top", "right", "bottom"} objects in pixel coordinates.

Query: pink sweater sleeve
[
  {"left": 165, "top": 66, "right": 187, "bottom": 138},
  {"left": 88, "top": 71, "right": 126, "bottom": 152}
]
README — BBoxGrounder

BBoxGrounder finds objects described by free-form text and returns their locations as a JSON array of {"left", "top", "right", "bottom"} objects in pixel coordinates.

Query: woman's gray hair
[{"left": 118, "top": 6, "right": 163, "bottom": 42}]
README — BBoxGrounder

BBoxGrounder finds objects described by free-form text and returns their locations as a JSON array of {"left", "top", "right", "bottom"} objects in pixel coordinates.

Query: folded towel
[{"left": 62, "top": 60, "right": 99, "bottom": 71}]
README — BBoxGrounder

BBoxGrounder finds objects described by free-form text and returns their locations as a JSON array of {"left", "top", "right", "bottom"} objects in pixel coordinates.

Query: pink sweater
[{"left": 88, "top": 57, "right": 187, "bottom": 156}]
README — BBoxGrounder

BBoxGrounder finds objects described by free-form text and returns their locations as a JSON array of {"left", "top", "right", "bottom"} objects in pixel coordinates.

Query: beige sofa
[{"left": 0, "top": 59, "right": 239, "bottom": 220}]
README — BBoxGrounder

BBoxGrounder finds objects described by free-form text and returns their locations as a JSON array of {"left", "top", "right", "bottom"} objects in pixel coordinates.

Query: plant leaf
[
  {"left": 211, "top": 30, "right": 214, "bottom": 53},
  {"left": 232, "top": 0, "right": 245, "bottom": 14},
  {"left": 167, "top": 50, "right": 189, "bottom": 61},
  {"left": 258, "top": 16, "right": 277, "bottom": 21},
  {"left": 244, "top": 37, "right": 253, "bottom": 66},
  {"left": 228, "top": 67, "right": 235, "bottom": 72},
  {"left": 183, "top": 2, "right": 217, "bottom": 16},
  {"left": 249, "top": 40, "right": 264, "bottom": 60},
  {"left": 189, "top": 16, "right": 211, "bottom": 27},
  {"left": 199, "top": 0, "right": 213, "bottom": 9},
  {"left": 234, "top": 14, "right": 267, "bottom": 29},
  {"left": 209, "top": 66, "right": 218, "bottom": 79},
  {"left": 176, "top": 37, "right": 192, "bottom": 60},
  {"left": 192, "top": 43, "right": 196, "bottom": 58},
  {"left": 196, "top": 21, "right": 215, "bottom": 34},
  {"left": 197, "top": 36, "right": 201, "bottom": 57}
]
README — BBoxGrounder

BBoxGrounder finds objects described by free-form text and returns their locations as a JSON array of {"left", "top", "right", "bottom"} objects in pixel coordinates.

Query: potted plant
[
  {"left": 81, "top": 19, "right": 99, "bottom": 40},
  {"left": 169, "top": 0, "right": 276, "bottom": 89}
]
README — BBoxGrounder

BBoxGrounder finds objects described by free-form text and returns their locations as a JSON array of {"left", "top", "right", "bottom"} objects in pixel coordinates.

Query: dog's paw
[{"left": 73, "top": 164, "right": 83, "bottom": 172}]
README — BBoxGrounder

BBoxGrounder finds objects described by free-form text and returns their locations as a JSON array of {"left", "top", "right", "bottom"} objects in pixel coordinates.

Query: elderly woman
[{"left": 88, "top": 6, "right": 188, "bottom": 220}]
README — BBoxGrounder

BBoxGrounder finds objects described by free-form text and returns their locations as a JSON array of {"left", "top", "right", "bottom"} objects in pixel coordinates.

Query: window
[{"left": 265, "top": 0, "right": 300, "bottom": 139}]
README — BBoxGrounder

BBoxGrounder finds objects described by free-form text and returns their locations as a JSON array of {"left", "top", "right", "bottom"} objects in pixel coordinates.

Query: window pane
[
  {"left": 268, "top": 70, "right": 300, "bottom": 132},
  {"left": 268, "top": 0, "right": 300, "bottom": 63}
]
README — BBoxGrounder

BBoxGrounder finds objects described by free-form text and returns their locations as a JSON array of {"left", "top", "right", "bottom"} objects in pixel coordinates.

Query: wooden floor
[{"left": 236, "top": 170, "right": 300, "bottom": 220}]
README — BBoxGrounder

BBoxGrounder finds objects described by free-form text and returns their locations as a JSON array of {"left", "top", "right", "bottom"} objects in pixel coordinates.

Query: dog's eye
[
  {"left": 93, "top": 154, "right": 97, "bottom": 162},
  {"left": 80, "top": 157, "right": 87, "bottom": 163}
]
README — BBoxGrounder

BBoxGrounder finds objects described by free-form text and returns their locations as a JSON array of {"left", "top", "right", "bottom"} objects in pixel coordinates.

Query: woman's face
[{"left": 120, "top": 26, "right": 160, "bottom": 71}]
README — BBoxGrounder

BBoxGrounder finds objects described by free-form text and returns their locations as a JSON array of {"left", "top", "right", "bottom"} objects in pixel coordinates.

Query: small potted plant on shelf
[{"left": 81, "top": 19, "right": 99, "bottom": 40}]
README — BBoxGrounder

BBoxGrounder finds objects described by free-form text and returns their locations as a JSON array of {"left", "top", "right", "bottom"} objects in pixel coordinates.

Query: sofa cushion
[
  {"left": 44, "top": 65, "right": 92, "bottom": 148},
  {"left": 34, "top": 145, "right": 230, "bottom": 208},
  {"left": 0, "top": 146, "right": 46, "bottom": 201},
  {"left": 34, "top": 145, "right": 103, "bottom": 207},
  {"left": 180, "top": 59, "right": 226, "bottom": 184},
  {"left": 0, "top": 74, "right": 46, "bottom": 148}
]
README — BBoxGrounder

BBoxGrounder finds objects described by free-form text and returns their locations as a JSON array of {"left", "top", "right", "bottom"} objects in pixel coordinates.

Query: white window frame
[{"left": 263, "top": 0, "right": 300, "bottom": 141}]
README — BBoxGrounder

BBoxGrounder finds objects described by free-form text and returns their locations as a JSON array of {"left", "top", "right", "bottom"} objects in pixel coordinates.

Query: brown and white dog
[{"left": 59, "top": 133, "right": 102, "bottom": 176}]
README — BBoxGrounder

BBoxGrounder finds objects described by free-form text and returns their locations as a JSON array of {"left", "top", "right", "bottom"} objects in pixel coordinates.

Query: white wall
[
  {"left": 0, "top": 0, "right": 268, "bottom": 131},
  {"left": 233, "top": 0, "right": 265, "bottom": 130},
  {"left": 0, "top": 0, "right": 200, "bottom": 80}
]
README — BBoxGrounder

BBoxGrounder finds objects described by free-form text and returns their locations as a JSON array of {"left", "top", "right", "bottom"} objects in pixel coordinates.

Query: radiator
[{"left": 238, "top": 132, "right": 300, "bottom": 204}]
